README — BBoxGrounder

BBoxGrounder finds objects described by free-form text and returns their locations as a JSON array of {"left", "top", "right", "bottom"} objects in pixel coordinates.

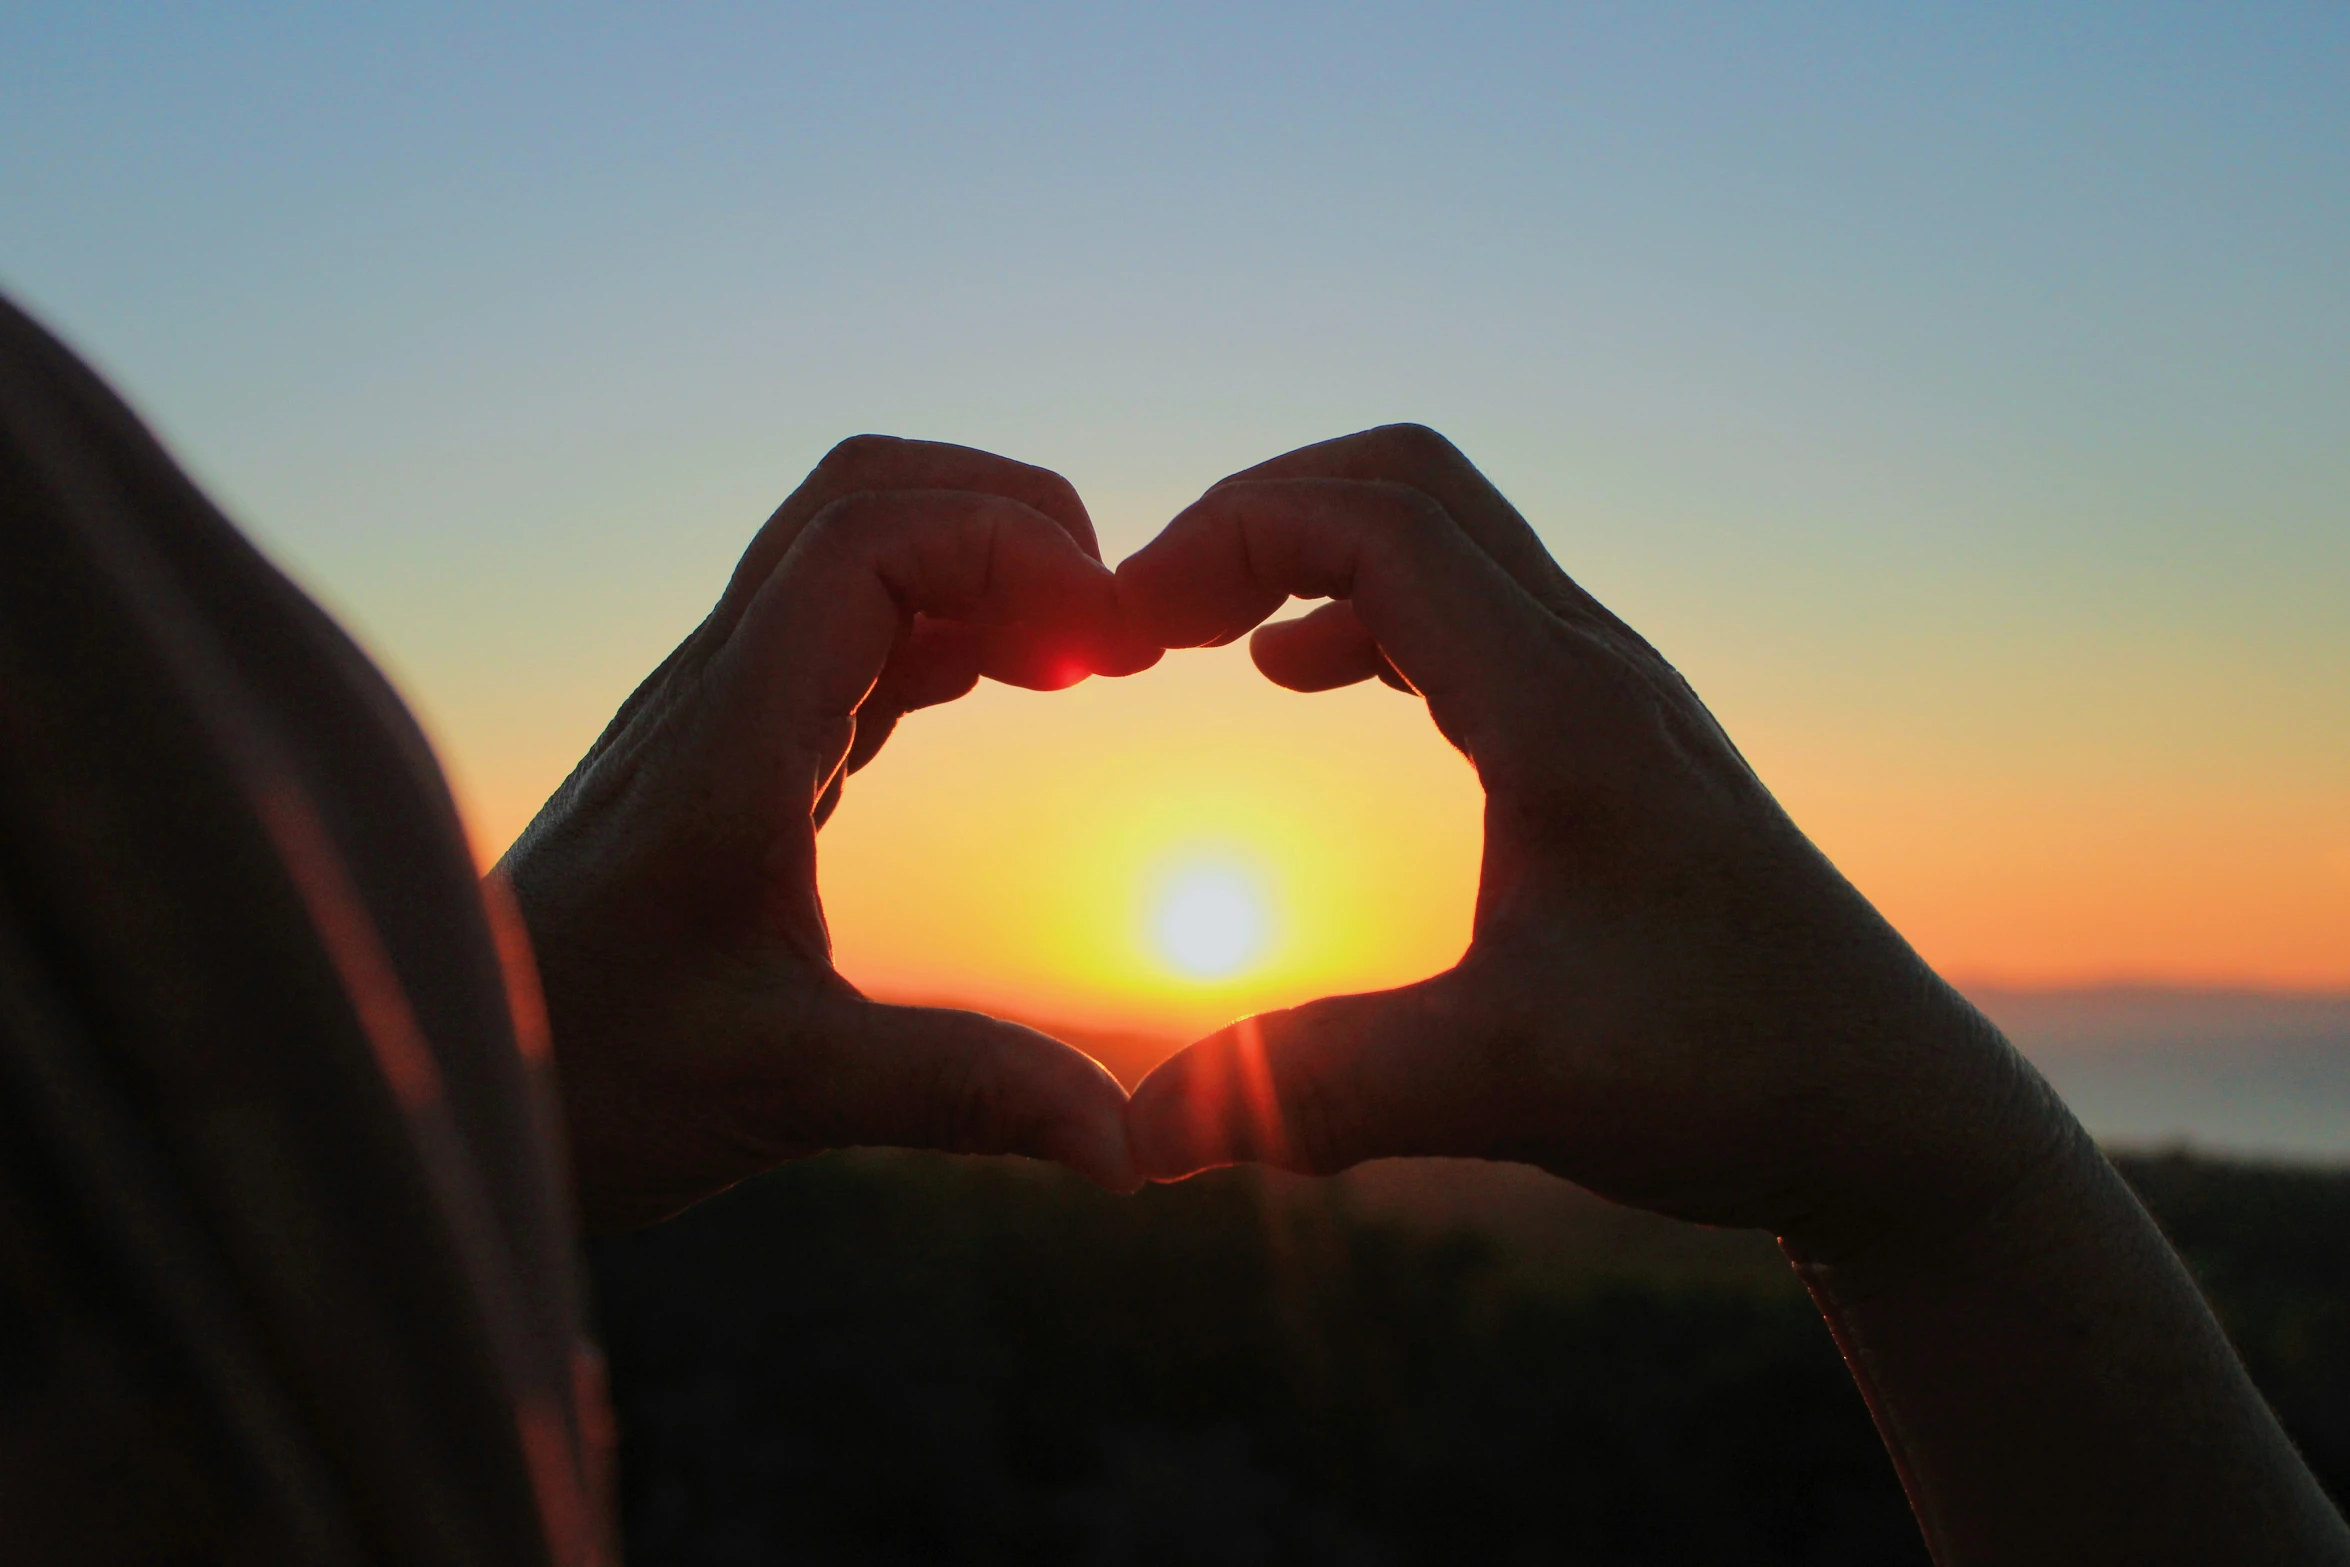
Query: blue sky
[{"left": 3, "top": 3, "right": 2345, "bottom": 984}]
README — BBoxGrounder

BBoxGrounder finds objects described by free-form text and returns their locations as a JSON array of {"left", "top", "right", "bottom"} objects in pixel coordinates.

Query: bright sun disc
[{"left": 1155, "top": 866, "right": 1267, "bottom": 979}]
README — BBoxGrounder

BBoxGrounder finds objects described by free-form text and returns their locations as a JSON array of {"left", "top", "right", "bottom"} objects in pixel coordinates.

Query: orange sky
[
  {"left": 441, "top": 630, "right": 2347, "bottom": 1043},
  {"left": 813, "top": 643, "right": 1485, "bottom": 1040},
  {"left": 15, "top": 7, "right": 2345, "bottom": 1037}
]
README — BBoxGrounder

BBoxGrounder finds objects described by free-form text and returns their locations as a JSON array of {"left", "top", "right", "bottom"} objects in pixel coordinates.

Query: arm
[
  {"left": 1116, "top": 424, "right": 2349, "bottom": 1564},
  {"left": 496, "top": 436, "right": 1157, "bottom": 1230},
  {"left": 1799, "top": 1119, "right": 2344, "bottom": 1561}
]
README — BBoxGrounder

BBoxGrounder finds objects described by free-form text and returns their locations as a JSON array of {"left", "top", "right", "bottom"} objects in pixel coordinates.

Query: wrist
[
  {"left": 1784, "top": 1110, "right": 2100, "bottom": 1311},
  {"left": 1774, "top": 990, "right": 2091, "bottom": 1282}
]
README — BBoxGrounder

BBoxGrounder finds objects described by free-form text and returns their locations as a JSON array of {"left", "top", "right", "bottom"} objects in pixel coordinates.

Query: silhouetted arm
[
  {"left": 498, "top": 437, "right": 1159, "bottom": 1230},
  {"left": 1797, "top": 1121, "right": 2344, "bottom": 1560},
  {"left": 1117, "top": 424, "right": 2350, "bottom": 1564}
]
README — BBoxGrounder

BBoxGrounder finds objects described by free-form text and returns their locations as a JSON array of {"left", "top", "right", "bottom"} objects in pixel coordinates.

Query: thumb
[
  {"left": 1116, "top": 478, "right": 1567, "bottom": 768},
  {"left": 1126, "top": 975, "right": 1495, "bottom": 1180},
  {"left": 807, "top": 995, "right": 1141, "bottom": 1192},
  {"left": 1249, "top": 599, "right": 1413, "bottom": 694}
]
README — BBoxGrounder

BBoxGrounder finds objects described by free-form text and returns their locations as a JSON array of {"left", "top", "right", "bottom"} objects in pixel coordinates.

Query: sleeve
[{"left": 0, "top": 291, "right": 613, "bottom": 1567}]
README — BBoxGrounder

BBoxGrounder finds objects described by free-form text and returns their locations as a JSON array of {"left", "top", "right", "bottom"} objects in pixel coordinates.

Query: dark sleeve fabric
[{"left": 0, "top": 293, "right": 612, "bottom": 1566}]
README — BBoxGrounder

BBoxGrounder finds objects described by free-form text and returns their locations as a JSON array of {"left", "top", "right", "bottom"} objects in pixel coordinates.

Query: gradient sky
[{"left": 4, "top": 3, "right": 2344, "bottom": 1032}]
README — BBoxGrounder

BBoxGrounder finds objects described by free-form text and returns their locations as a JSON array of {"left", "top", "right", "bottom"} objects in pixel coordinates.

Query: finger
[
  {"left": 813, "top": 772, "right": 849, "bottom": 829},
  {"left": 829, "top": 622, "right": 1093, "bottom": 802},
  {"left": 727, "top": 489, "right": 1124, "bottom": 776},
  {"left": 712, "top": 435, "right": 1102, "bottom": 642},
  {"left": 1211, "top": 423, "right": 1619, "bottom": 631},
  {"left": 824, "top": 596, "right": 1158, "bottom": 826},
  {"left": 835, "top": 618, "right": 988, "bottom": 785},
  {"left": 809, "top": 995, "right": 1140, "bottom": 1192},
  {"left": 1117, "top": 477, "right": 1567, "bottom": 759},
  {"left": 1249, "top": 600, "right": 1411, "bottom": 693},
  {"left": 714, "top": 490, "right": 1124, "bottom": 813},
  {"left": 1068, "top": 620, "right": 1166, "bottom": 678},
  {"left": 829, "top": 614, "right": 1151, "bottom": 802},
  {"left": 973, "top": 622, "right": 1107, "bottom": 691},
  {"left": 884, "top": 617, "right": 992, "bottom": 710},
  {"left": 1125, "top": 977, "right": 1495, "bottom": 1179}
]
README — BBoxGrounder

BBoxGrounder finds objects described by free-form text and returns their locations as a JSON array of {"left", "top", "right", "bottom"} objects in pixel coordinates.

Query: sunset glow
[
  {"left": 1152, "top": 859, "right": 1270, "bottom": 980},
  {"left": 12, "top": 7, "right": 2341, "bottom": 1052},
  {"left": 809, "top": 640, "right": 1485, "bottom": 1039}
]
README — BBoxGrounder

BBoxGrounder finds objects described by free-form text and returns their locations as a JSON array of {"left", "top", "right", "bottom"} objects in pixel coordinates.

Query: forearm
[
  {"left": 1110, "top": 424, "right": 2349, "bottom": 1557},
  {"left": 1791, "top": 1121, "right": 2350, "bottom": 1564}
]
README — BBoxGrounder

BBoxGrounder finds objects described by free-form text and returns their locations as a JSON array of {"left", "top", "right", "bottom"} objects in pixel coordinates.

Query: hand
[
  {"left": 498, "top": 436, "right": 1158, "bottom": 1231},
  {"left": 1117, "top": 425, "right": 2077, "bottom": 1265}
]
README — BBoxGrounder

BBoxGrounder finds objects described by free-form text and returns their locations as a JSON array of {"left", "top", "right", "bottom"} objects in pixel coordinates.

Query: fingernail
[{"left": 1091, "top": 631, "right": 1165, "bottom": 678}]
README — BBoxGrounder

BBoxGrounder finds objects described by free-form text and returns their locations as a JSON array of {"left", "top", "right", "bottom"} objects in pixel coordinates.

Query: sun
[
  {"left": 812, "top": 643, "right": 1487, "bottom": 1034},
  {"left": 1152, "top": 861, "right": 1270, "bottom": 980}
]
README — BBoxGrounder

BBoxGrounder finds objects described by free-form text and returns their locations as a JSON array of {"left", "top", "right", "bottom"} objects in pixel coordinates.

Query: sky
[{"left": 4, "top": 2, "right": 2345, "bottom": 1035}]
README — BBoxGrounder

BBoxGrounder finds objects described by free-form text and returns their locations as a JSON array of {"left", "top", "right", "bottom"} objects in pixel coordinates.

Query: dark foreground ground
[{"left": 589, "top": 1150, "right": 2350, "bottom": 1566}]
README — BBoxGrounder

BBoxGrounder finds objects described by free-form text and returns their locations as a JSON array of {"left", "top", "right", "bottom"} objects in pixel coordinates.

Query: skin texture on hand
[
  {"left": 1116, "top": 423, "right": 2071, "bottom": 1264},
  {"left": 1116, "top": 425, "right": 2350, "bottom": 1563},
  {"left": 496, "top": 436, "right": 1158, "bottom": 1231},
  {"left": 499, "top": 420, "right": 2343, "bottom": 1559}
]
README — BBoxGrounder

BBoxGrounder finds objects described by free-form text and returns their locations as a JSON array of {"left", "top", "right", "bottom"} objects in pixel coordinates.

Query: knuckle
[
  {"left": 1369, "top": 421, "right": 1465, "bottom": 477},
  {"left": 1362, "top": 484, "right": 1454, "bottom": 554},
  {"left": 803, "top": 489, "right": 888, "bottom": 545},
  {"left": 817, "top": 433, "right": 903, "bottom": 477},
  {"left": 1028, "top": 467, "right": 1087, "bottom": 524},
  {"left": 791, "top": 495, "right": 911, "bottom": 587}
]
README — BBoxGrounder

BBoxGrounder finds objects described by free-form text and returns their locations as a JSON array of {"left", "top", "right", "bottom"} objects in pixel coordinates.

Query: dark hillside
[
  {"left": 589, "top": 1151, "right": 2350, "bottom": 1566},
  {"left": 2116, "top": 1153, "right": 2350, "bottom": 1496}
]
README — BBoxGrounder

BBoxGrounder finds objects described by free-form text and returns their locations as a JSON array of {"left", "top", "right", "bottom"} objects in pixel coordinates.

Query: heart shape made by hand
[
  {"left": 505, "top": 425, "right": 2054, "bottom": 1291},
  {"left": 811, "top": 625, "right": 1485, "bottom": 1078}
]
